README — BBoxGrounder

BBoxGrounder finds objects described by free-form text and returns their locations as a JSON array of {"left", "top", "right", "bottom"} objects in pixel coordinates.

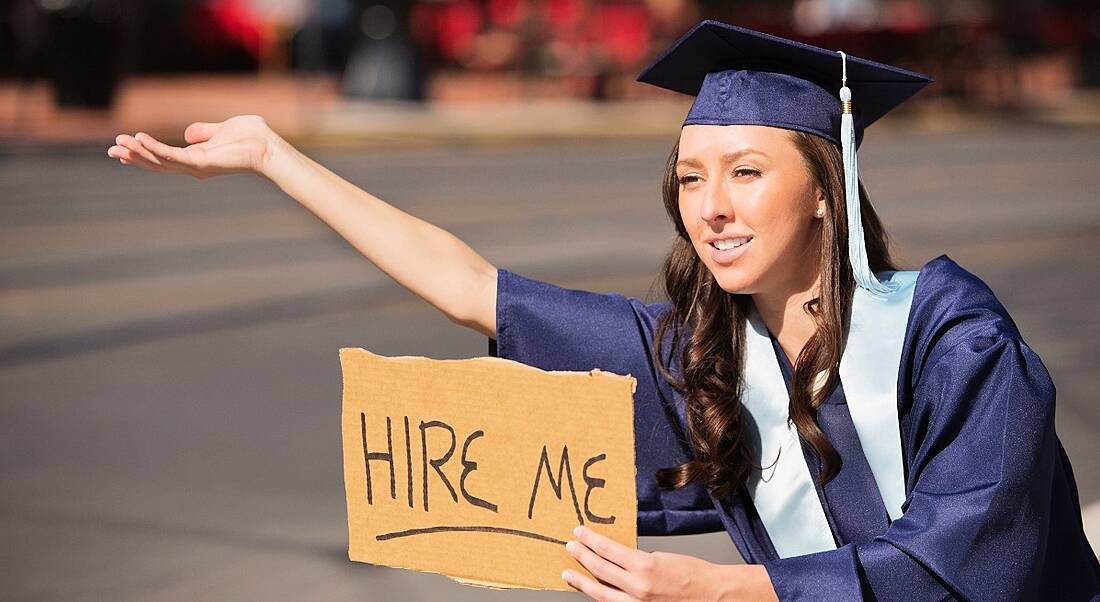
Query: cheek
[
  {"left": 750, "top": 185, "right": 813, "bottom": 239},
  {"left": 678, "top": 196, "right": 703, "bottom": 240}
]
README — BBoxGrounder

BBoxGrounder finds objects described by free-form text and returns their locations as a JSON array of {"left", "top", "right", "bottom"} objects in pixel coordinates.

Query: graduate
[{"left": 106, "top": 19, "right": 1100, "bottom": 601}]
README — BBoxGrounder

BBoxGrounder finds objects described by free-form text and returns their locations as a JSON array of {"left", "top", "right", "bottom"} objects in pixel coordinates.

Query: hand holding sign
[
  {"left": 340, "top": 349, "right": 637, "bottom": 590},
  {"left": 562, "top": 525, "right": 778, "bottom": 601}
]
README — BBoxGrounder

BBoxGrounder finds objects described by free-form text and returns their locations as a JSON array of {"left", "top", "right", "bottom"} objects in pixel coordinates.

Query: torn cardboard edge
[
  {"left": 342, "top": 350, "right": 639, "bottom": 389},
  {"left": 339, "top": 348, "right": 638, "bottom": 590}
]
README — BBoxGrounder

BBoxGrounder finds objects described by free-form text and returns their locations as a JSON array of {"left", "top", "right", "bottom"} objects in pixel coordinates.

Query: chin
[
  {"left": 706, "top": 265, "right": 758, "bottom": 295},
  {"left": 693, "top": 243, "right": 761, "bottom": 295}
]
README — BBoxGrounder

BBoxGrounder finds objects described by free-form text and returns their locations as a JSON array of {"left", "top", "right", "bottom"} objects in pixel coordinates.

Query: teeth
[{"left": 713, "top": 237, "right": 752, "bottom": 251}]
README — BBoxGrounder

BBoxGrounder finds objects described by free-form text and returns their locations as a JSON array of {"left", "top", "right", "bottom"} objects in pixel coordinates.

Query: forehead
[{"left": 677, "top": 124, "right": 797, "bottom": 161}]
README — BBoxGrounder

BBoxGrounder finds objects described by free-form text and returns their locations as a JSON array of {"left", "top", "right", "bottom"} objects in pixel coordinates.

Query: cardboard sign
[{"left": 339, "top": 348, "right": 638, "bottom": 590}]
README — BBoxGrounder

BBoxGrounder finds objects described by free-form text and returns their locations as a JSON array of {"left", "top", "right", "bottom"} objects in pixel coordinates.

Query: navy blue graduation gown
[{"left": 487, "top": 254, "right": 1100, "bottom": 600}]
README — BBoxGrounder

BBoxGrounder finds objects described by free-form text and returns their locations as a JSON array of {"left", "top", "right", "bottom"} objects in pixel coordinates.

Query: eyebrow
[{"left": 676, "top": 149, "right": 767, "bottom": 169}]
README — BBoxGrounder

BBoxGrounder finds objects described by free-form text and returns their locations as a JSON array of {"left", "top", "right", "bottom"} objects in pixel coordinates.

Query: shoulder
[
  {"left": 901, "top": 256, "right": 1057, "bottom": 436},
  {"left": 495, "top": 266, "right": 675, "bottom": 342},
  {"left": 905, "top": 254, "right": 1028, "bottom": 372}
]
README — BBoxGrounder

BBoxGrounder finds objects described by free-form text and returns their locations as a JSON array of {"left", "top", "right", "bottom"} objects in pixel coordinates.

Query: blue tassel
[{"left": 838, "top": 53, "right": 897, "bottom": 299}]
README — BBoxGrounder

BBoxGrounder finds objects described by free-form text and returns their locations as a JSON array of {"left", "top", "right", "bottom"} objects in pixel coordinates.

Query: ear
[{"left": 814, "top": 189, "right": 827, "bottom": 219}]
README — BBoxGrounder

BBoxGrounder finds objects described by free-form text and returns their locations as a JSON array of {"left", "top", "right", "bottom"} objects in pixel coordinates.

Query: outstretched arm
[{"left": 107, "top": 116, "right": 497, "bottom": 337}]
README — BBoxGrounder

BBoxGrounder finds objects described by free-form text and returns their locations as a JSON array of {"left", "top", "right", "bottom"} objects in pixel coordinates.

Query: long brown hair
[{"left": 653, "top": 130, "right": 896, "bottom": 500}]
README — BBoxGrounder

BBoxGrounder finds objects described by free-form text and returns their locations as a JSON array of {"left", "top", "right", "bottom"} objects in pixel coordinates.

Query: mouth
[
  {"left": 706, "top": 235, "right": 753, "bottom": 266},
  {"left": 708, "top": 236, "right": 753, "bottom": 251}
]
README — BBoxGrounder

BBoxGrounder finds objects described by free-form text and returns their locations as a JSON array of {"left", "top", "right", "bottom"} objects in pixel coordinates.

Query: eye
[
  {"left": 734, "top": 168, "right": 761, "bottom": 178},
  {"left": 677, "top": 174, "right": 700, "bottom": 186}
]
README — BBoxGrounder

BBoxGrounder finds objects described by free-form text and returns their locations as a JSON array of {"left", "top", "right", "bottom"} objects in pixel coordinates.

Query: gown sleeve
[
  {"left": 489, "top": 268, "right": 723, "bottom": 536},
  {"left": 762, "top": 332, "right": 1070, "bottom": 601}
]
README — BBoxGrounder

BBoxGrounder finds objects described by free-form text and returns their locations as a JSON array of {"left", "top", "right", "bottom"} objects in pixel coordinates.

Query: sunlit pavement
[{"left": 1, "top": 125, "right": 1098, "bottom": 600}]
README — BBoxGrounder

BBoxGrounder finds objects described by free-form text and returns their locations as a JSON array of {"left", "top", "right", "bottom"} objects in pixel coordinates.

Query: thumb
[{"left": 184, "top": 122, "right": 218, "bottom": 144}]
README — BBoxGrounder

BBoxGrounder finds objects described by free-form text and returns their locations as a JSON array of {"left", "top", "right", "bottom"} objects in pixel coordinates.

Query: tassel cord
[{"left": 838, "top": 51, "right": 898, "bottom": 298}]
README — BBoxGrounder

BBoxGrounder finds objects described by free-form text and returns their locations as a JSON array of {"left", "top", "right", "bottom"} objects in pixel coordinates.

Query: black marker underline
[{"left": 375, "top": 525, "right": 567, "bottom": 545}]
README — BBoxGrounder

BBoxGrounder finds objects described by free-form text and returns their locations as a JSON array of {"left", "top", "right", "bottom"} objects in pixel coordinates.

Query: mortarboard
[{"left": 636, "top": 20, "right": 934, "bottom": 297}]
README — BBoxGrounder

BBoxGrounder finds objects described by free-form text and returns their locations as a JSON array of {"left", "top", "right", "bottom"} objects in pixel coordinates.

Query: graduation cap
[{"left": 636, "top": 20, "right": 934, "bottom": 297}]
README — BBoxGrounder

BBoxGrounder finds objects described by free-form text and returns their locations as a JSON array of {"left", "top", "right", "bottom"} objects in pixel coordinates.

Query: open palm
[{"left": 107, "top": 115, "right": 273, "bottom": 179}]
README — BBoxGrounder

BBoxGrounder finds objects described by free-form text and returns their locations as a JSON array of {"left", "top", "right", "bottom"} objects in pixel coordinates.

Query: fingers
[
  {"left": 114, "top": 134, "right": 166, "bottom": 167},
  {"left": 574, "top": 526, "right": 648, "bottom": 573},
  {"left": 562, "top": 569, "right": 638, "bottom": 602},
  {"left": 184, "top": 121, "right": 217, "bottom": 144},
  {"left": 567, "top": 539, "right": 634, "bottom": 593},
  {"left": 134, "top": 131, "right": 195, "bottom": 166},
  {"left": 108, "top": 138, "right": 169, "bottom": 173}
]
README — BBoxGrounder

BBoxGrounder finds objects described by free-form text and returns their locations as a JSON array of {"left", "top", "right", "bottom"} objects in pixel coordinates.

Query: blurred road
[{"left": 2, "top": 125, "right": 1099, "bottom": 600}]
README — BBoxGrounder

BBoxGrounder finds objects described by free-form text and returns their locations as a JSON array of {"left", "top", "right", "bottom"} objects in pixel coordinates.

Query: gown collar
[{"left": 738, "top": 270, "right": 919, "bottom": 558}]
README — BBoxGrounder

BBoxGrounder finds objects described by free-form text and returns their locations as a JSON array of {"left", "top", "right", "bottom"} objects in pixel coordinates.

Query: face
[{"left": 675, "top": 124, "right": 825, "bottom": 296}]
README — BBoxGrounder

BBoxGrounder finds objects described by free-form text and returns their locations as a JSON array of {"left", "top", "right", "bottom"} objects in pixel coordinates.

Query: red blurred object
[
  {"left": 487, "top": 0, "right": 525, "bottom": 28},
  {"left": 588, "top": 2, "right": 650, "bottom": 67},
  {"left": 421, "top": 0, "right": 484, "bottom": 61},
  {"left": 185, "top": 0, "right": 273, "bottom": 60},
  {"left": 547, "top": 0, "right": 586, "bottom": 38}
]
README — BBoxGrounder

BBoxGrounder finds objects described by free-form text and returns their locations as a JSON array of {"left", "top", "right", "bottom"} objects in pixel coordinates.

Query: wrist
[
  {"left": 257, "top": 128, "right": 291, "bottom": 179},
  {"left": 713, "top": 563, "right": 779, "bottom": 602}
]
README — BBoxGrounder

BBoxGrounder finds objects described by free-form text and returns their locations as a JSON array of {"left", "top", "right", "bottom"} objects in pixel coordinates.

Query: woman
[{"left": 107, "top": 19, "right": 1099, "bottom": 602}]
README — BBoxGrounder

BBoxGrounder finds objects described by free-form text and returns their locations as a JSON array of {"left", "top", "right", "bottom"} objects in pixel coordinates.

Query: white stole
[{"left": 740, "top": 270, "right": 918, "bottom": 558}]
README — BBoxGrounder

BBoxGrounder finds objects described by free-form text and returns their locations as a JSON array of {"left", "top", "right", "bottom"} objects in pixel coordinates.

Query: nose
[{"left": 699, "top": 180, "right": 733, "bottom": 225}]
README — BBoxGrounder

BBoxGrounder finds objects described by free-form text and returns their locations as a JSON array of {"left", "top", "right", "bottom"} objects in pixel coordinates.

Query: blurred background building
[{"left": 1, "top": 0, "right": 1098, "bottom": 109}]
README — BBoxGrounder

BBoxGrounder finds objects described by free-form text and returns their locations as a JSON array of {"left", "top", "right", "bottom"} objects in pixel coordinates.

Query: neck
[{"left": 751, "top": 269, "right": 821, "bottom": 366}]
